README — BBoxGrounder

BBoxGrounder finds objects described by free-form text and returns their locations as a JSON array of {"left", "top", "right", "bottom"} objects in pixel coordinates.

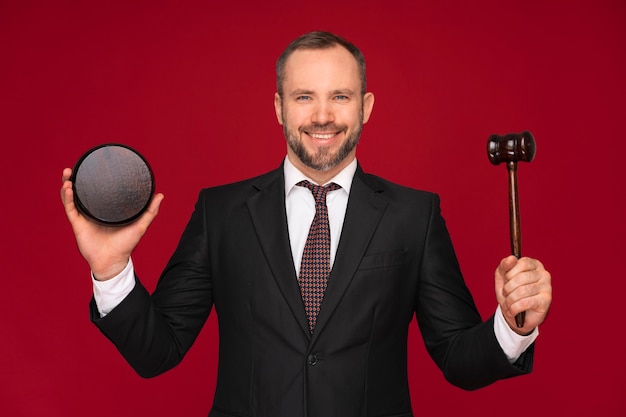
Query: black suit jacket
[{"left": 91, "top": 164, "right": 533, "bottom": 417}]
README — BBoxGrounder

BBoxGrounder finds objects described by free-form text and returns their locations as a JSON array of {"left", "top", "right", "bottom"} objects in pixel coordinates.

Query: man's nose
[{"left": 311, "top": 101, "right": 334, "bottom": 125}]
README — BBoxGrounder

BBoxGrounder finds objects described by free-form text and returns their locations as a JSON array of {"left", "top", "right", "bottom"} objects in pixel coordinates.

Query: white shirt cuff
[
  {"left": 92, "top": 258, "right": 136, "bottom": 318},
  {"left": 493, "top": 304, "right": 538, "bottom": 363}
]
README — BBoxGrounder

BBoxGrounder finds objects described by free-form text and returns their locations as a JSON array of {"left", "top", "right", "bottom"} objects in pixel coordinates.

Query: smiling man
[
  {"left": 275, "top": 43, "right": 374, "bottom": 184},
  {"left": 61, "top": 31, "right": 552, "bottom": 417}
]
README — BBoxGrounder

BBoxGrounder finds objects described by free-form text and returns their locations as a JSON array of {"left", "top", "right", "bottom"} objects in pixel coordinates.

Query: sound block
[{"left": 71, "top": 144, "right": 155, "bottom": 226}]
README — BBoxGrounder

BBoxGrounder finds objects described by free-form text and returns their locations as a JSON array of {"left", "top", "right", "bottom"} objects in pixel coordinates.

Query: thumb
[
  {"left": 134, "top": 193, "right": 164, "bottom": 233},
  {"left": 498, "top": 255, "right": 518, "bottom": 277},
  {"left": 495, "top": 255, "right": 517, "bottom": 302}
]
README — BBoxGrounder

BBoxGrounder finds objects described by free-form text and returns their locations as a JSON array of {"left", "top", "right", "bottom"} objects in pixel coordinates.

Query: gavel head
[{"left": 487, "top": 131, "right": 536, "bottom": 165}]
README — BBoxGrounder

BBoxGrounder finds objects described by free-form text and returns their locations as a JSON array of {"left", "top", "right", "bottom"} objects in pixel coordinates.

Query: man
[{"left": 61, "top": 31, "right": 552, "bottom": 417}]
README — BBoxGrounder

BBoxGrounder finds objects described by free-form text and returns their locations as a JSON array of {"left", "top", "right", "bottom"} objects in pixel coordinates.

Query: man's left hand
[{"left": 495, "top": 255, "right": 552, "bottom": 335}]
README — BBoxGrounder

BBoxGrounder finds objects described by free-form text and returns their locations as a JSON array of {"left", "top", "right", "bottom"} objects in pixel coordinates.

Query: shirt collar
[{"left": 284, "top": 156, "right": 357, "bottom": 196}]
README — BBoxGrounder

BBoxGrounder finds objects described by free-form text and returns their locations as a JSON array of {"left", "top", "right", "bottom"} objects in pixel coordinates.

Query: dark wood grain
[{"left": 487, "top": 131, "right": 536, "bottom": 328}]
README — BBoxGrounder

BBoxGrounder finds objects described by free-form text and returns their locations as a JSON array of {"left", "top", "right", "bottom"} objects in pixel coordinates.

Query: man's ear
[
  {"left": 362, "top": 92, "right": 375, "bottom": 124},
  {"left": 274, "top": 92, "right": 284, "bottom": 125}
]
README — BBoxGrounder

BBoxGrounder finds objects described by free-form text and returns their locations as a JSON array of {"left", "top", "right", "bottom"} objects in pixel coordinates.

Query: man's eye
[
  {"left": 335, "top": 95, "right": 348, "bottom": 101},
  {"left": 296, "top": 96, "right": 311, "bottom": 101}
]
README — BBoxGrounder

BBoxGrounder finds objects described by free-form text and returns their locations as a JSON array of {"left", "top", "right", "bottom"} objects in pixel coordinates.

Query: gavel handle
[{"left": 508, "top": 161, "right": 526, "bottom": 328}]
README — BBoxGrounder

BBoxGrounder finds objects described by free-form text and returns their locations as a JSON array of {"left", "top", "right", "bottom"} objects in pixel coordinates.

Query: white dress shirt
[
  {"left": 284, "top": 155, "right": 354, "bottom": 276},
  {"left": 93, "top": 156, "right": 537, "bottom": 361}
]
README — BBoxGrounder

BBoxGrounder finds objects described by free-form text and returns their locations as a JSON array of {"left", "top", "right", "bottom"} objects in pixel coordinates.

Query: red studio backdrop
[{"left": 1, "top": 1, "right": 624, "bottom": 416}]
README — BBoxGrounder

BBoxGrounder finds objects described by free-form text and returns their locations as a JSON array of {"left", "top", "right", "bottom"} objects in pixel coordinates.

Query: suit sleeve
[
  {"left": 90, "top": 190, "right": 213, "bottom": 378},
  {"left": 415, "top": 194, "right": 533, "bottom": 390}
]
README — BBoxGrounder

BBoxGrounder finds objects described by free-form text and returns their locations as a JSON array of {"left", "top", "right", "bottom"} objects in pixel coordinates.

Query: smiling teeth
[{"left": 310, "top": 133, "right": 335, "bottom": 139}]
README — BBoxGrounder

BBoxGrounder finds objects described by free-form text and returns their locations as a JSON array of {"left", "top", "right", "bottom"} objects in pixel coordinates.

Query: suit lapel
[
  {"left": 312, "top": 168, "right": 388, "bottom": 341},
  {"left": 246, "top": 167, "right": 311, "bottom": 337},
  {"left": 245, "top": 164, "right": 389, "bottom": 341}
]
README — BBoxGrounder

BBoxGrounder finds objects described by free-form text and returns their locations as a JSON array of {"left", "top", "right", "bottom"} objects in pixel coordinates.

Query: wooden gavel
[{"left": 487, "top": 131, "right": 536, "bottom": 328}]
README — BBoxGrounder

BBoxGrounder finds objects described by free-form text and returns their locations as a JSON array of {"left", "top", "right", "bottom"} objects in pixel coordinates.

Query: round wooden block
[{"left": 71, "top": 144, "right": 155, "bottom": 226}]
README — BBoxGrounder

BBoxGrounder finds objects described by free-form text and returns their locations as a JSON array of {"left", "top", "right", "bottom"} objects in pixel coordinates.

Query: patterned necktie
[{"left": 297, "top": 180, "right": 342, "bottom": 333}]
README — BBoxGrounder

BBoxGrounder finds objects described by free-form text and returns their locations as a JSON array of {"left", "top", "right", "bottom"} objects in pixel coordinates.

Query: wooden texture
[{"left": 487, "top": 132, "right": 536, "bottom": 328}]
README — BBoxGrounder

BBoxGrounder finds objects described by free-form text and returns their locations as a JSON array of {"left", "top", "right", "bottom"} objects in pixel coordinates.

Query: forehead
[{"left": 282, "top": 46, "right": 361, "bottom": 92}]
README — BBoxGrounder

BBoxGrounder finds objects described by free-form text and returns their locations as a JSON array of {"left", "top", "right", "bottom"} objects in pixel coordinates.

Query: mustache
[{"left": 299, "top": 123, "right": 347, "bottom": 133}]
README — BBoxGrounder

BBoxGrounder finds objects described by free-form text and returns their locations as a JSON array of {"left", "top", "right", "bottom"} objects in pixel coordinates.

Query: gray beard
[{"left": 283, "top": 109, "right": 364, "bottom": 172}]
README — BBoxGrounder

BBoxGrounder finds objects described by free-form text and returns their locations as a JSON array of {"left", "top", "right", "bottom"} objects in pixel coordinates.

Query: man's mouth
[{"left": 308, "top": 132, "right": 337, "bottom": 139}]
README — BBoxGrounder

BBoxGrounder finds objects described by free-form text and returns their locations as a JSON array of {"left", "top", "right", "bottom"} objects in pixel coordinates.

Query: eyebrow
[
  {"left": 331, "top": 89, "right": 356, "bottom": 96},
  {"left": 290, "top": 89, "right": 315, "bottom": 96},
  {"left": 289, "top": 88, "right": 356, "bottom": 96}
]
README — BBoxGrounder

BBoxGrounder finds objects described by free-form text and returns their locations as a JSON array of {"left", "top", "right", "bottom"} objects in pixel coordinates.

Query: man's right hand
[{"left": 60, "top": 167, "right": 164, "bottom": 280}]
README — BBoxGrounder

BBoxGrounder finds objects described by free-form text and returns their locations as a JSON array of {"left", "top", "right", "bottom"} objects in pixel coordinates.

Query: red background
[{"left": 1, "top": 1, "right": 624, "bottom": 416}]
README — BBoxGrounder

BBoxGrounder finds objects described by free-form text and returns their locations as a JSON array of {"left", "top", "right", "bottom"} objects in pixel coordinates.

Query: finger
[
  {"left": 60, "top": 183, "right": 81, "bottom": 223},
  {"left": 134, "top": 193, "right": 164, "bottom": 232},
  {"left": 495, "top": 256, "right": 514, "bottom": 295},
  {"left": 496, "top": 255, "right": 518, "bottom": 284},
  {"left": 507, "top": 291, "right": 551, "bottom": 326},
  {"left": 146, "top": 193, "right": 164, "bottom": 217},
  {"left": 60, "top": 175, "right": 74, "bottom": 208},
  {"left": 505, "top": 257, "right": 544, "bottom": 279},
  {"left": 502, "top": 268, "right": 543, "bottom": 300},
  {"left": 62, "top": 167, "right": 72, "bottom": 183},
  {"left": 499, "top": 255, "right": 518, "bottom": 272},
  {"left": 503, "top": 269, "right": 551, "bottom": 311},
  {"left": 60, "top": 168, "right": 73, "bottom": 205},
  {"left": 60, "top": 170, "right": 83, "bottom": 224}
]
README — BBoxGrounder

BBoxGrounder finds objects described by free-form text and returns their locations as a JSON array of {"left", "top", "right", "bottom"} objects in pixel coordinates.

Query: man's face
[{"left": 274, "top": 45, "right": 374, "bottom": 176}]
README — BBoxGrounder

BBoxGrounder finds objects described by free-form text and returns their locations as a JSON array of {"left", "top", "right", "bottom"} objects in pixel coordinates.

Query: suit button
[{"left": 307, "top": 354, "right": 318, "bottom": 366}]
